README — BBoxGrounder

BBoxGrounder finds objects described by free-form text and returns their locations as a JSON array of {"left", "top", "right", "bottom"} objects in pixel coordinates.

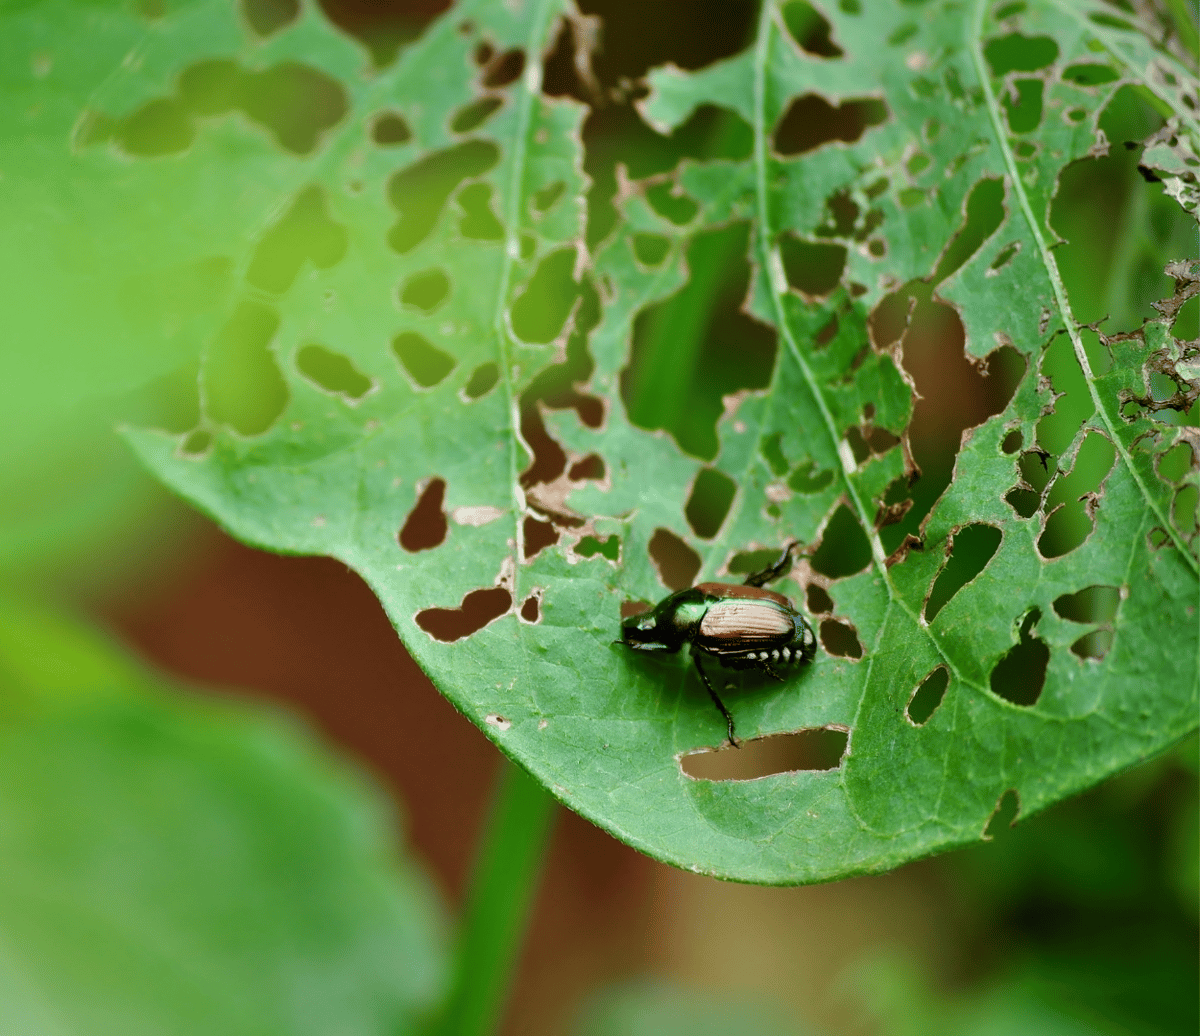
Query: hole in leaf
[
  {"left": 814, "top": 314, "right": 839, "bottom": 346},
  {"left": 810, "top": 505, "right": 871, "bottom": 579},
  {"left": 318, "top": 0, "right": 450, "bottom": 68},
  {"left": 247, "top": 186, "right": 347, "bottom": 294},
  {"left": 533, "top": 180, "right": 566, "bottom": 212},
  {"left": 983, "top": 32, "right": 1058, "bottom": 76},
  {"left": 1173, "top": 485, "right": 1199, "bottom": 539},
  {"left": 577, "top": 535, "right": 619, "bottom": 561},
  {"left": 994, "top": 1, "right": 1026, "bottom": 19},
  {"left": 176, "top": 59, "right": 241, "bottom": 116},
  {"left": 1001, "top": 429, "right": 1023, "bottom": 453},
  {"left": 474, "top": 41, "right": 494, "bottom": 66},
  {"left": 1039, "top": 433, "right": 1117, "bottom": 558},
  {"left": 481, "top": 48, "right": 525, "bottom": 88},
  {"left": 296, "top": 345, "right": 372, "bottom": 400},
  {"left": 933, "top": 177, "right": 1005, "bottom": 284},
  {"left": 990, "top": 242, "right": 1020, "bottom": 272},
  {"left": 1005, "top": 488, "right": 1039, "bottom": 518},
  {"left": 924, "top": 524, "right": 1002, "bottom": 623},
  {"left": 788, "top": 463, "right": 835, "bottom": 494},
  {"left": 907, "top": 152, "right": 931, "bottom": 175},
  {"left": 464, "top": 362, "right": 499, "bottom": 399},
  {"left": 983, "top": 788, "right": 1020, "bottom": 839},
  {"left": 781, "top": 1, "right": 843, "bottom": 57},
  {"left": 820, "top": 619, "right": 862, "bottom": 658},
  {"left": 203, "top": 300, "right": 287, "bottom": 435},
  {"left": 681, "top": 727, "right": 848, "bottom": 780},
  {"left": 1019, "top": 449, "right": 1054, "bottom": 493},
  {"left": 1054, "top": 585, "right": 1119, "bottom": 624},
  {"left": 451, "top": 95, "right": 503, "bottom": 133},
  {"left": 520, "top": 594, "right": 540, "bottom": 623},
  {"left": 371, "top": 111, "right": 411, "bottom": 145},
  {"left": 456, "top": 182, "right": 504, "bottom": 240},
  {"left": 243, "top": 0, "right": 298, "bottom": 37},
  {"left": 887, "top": 23, "right": 917, "bottom": 45},
  {"left": 400, "top": 478, "right": 447, "bottom": 552},
  {"left": 416, "top": 586, "right": 511, "bottom": 642},
  {"left": 518, "top": 405, "right": 568, "bottom": 490},
  {"left": 240, "top": 62, "right": 348, "bottom": 154},
  {"left": 726, "top": 549, "right": 781, "bottom": 577},
  {"left": 1071, "top": 629, "right": 1113, "bottom": 660},
  {"left": 845, "top": 427, "right": 870, "bottom": 465},
  {"left": 760, "top": 434, "right": 789, "bottom": 476},
  {"left": 1002, "top": 78, "right": 1044, "bottom": 134},
  {"left": 119, "top": 98, "right": 194, "bottom": 156},
  {"left": 623, "top": 222, "right": 777, "bottom": 461},
  {"left": 568, "top": 454, "right": 605, "bottom": 481},
  {"left": 393, "top": 331, "right": 456, "bottom": 388},
  {"left": 387, "top": 140, "right": 499, "bottom": 253},
  {"left": 878, "top": 281, "right": 1025, "bottom": 554},
  {"left": 685, "top": 468, "right": 736, "bottom": 540},
  {"left": 621, "top": 599, "right": 651, "bottom": 620},
  {"left": 908, "top": 666, "right": 949, "bottom": 725},
  {"left": 511, "top": 248, "right": 580, "bottom": 342},
  {"left": 523, "top": 516, "right": 558, "bottom": 560},
  {"left": 400, "top": 269, "right": 450, "bottom": 312},
  {"left": 990, "top": 609, "right": 1048, "bottom": 706},
  {"left": 645, "top": 183, "right": 699, "bottom": 225},
  {"left": 178, "top": 427, "right": 212, "bottom": 457},
  {"left": 806, "top": 584, "right": 833, "bottom": 614},
  {"left": 1171, "top": 294, "right": 1198, "bottom": 341},
  {"left": 779, "top": 237, "right": 846, "bottom": 297},
  {"left": 632, "top": 233, "right": 671, "bottom": 267},
  {"left": 649, "top": 528, "right": 700, "bottom": 591},
  {"left": 773, "top": 94, "right": 888, "bottom": 156},
  {"left": 815, "top": 188, "right": 859, "bottom": 237}
]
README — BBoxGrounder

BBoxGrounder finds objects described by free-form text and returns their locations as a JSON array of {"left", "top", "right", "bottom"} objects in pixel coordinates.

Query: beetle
[{"left": 619, "top": 541, "right": 817, "bottom": 746}]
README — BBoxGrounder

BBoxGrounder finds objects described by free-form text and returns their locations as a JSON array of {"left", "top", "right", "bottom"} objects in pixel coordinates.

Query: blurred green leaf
[
  {"left": 42, "top": 0, "right": 1189, "bottom": 883},
  {"left": 0, "top": 602, "right": 448, "bottom": 1035},
  {"left": 572, "top": 980, "right": 812, "bottom": 1036}
]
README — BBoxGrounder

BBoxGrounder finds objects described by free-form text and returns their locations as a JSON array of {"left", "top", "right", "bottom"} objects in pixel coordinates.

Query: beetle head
[{"left": 620, "top": 605, "right": 685, "bottom": 652}]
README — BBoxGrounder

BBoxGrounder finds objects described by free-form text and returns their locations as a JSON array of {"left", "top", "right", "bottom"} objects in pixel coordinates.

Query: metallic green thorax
[{"left": 621, "top": 588, "right": 714, "bottom": 652}]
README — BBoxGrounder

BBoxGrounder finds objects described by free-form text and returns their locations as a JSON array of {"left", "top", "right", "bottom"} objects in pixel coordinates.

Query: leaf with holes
[
  {"left": 109, "top": 0, "right": 1199, "bottom": 882},
  {"left": 0, "top": 600, "right": 447, "bottom": 1033}
]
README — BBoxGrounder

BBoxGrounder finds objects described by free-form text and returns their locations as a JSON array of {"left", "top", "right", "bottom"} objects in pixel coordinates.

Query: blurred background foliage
[{"left": 0, "top": 0, "right": 1195, "bottom": 1033}]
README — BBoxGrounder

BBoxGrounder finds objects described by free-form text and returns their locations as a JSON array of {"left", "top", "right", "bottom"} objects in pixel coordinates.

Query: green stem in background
[
  {"left": 434, "top": 760, "right": 556, "bottom": 1036},
  {"left": 1162, "top": 0, "right": 1199, "bottom": 64},
  {"left": 623, "top": 112, "right": 758, "bottom": 452}
]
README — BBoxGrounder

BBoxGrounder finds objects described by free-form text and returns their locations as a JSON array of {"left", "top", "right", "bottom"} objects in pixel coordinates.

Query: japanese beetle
[{"left": 620, "top": 541, "right": 816, "bottom": 745}]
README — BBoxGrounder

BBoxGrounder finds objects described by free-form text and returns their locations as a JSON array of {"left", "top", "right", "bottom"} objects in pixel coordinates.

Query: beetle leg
[
  {"left": 743, "top": 540, "right": 799, "bottom": 588},
  {"left": 693, "top": 654, "right": 739, "bottom": 748},
  {"left": 759, "top": 660, "right": 785, "bottom": 682}
]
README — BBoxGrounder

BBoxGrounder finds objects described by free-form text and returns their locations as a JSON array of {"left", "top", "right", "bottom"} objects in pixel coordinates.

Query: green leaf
[
  {"left": 54, "top": 0, "right": 1195, "bottom": 882},
  {"left": 571, "top": 980, "right": 809, "bottom": 1036},
  {"left": 0, "top": 601, "right": 448, "bottom": 1034}
]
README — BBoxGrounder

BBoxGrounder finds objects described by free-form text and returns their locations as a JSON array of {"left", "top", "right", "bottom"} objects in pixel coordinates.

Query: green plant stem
[
  {"left": 434, "top": 759, "right": 556, "bottom": 1036},
  {"left": 1163, "top": 0, "right": 1199, "bottom": 64}
]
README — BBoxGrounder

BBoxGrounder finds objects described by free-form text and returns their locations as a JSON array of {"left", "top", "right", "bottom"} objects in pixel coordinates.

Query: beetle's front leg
[
  {"left": 693, "top": 654, "right": 739, "bottom": 747},
  {"left": 743, "top": 540, "right": 799, "bottom": 588}
]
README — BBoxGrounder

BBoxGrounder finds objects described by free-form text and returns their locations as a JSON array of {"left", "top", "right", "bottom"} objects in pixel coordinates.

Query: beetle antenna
[{"left": 693, "top": 655, "right": 739, "bottom": 748}]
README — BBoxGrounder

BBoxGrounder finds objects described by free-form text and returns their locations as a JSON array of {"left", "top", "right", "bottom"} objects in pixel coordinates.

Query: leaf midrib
[{"left": 737, "top": 0, "right": 987, "bottom": 707}]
